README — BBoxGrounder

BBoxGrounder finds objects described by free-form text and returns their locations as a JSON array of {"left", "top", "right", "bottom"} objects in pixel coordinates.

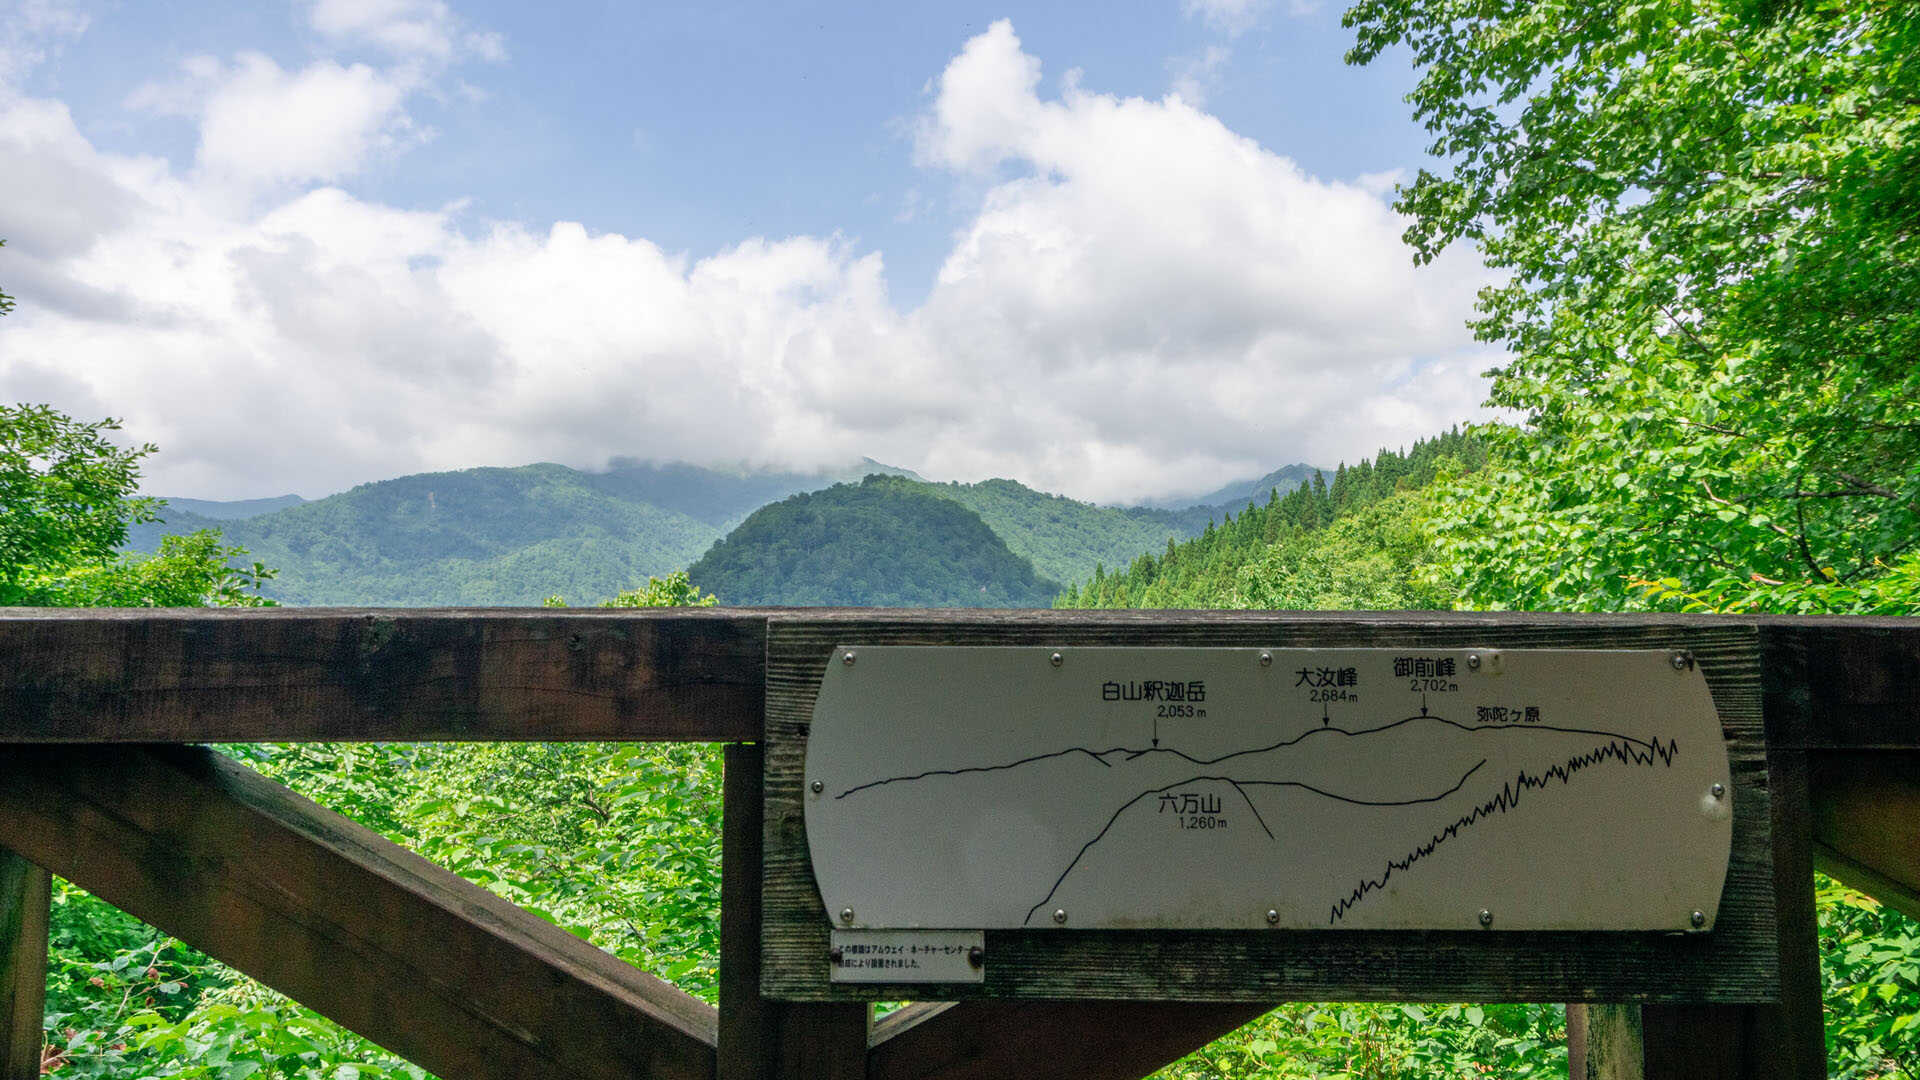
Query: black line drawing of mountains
[{"left": 829, "top": 714, "right": 1679, "bottom": 926}]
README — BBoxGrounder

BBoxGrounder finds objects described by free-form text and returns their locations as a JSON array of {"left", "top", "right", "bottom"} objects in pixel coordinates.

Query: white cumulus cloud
[
  {"left": 0, "top": 17, "right": 1494, "bottom": 505},
  {"left": 129, "top": 52, "right": 423, "bottom": 193},
  {"left": 308, "top": 0, "right": 504, "bottom": 63}
]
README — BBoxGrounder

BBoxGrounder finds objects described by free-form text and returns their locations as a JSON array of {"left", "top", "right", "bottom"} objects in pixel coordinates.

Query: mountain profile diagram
[{"left": 802, "top": 647, "right": 1735, "bottom": 932}]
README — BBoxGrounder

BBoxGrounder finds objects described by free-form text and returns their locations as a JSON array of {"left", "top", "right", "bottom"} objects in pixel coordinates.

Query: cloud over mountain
[{"left": 0, "top": 12, "right": 1494, "bottom": 503}]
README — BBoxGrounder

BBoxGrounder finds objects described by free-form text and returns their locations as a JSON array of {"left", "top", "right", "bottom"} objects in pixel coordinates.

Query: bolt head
[
  {"left": 1050, "top": 651, "right": 1063, "bottom": 667},
  {"left": 1672, "top": 652, "right": 1690, "bottom": 671},
  {"left": 1259, "top": 651, "right": 1273, "bottom": 668},
  {"left": 1467, "top": 654, "right": 1482, "bottom": 671},
  {"left": 967, "top": 945, "right": 985, "bottom": 968},
  {"left": 1265, "top": 909, "right": 1280, "bottom": 924},
  {"left": 810, "top": 780, "right": 825, "bottom": 794},
  {"left": 839, "top": 907, "right": 855, "bottom": 924},
  {"left": 829, "top": 946, "right": 845, "bottom": 964},
  {"left": 1710, "top": 782, "right": 1725, "bottom": 799},
  {"left": 1478, "top": 908, "right": 1494, "bottom": 927},
  {"left": 1052, "top": 908, "right": 1068, "bottom": 925},
  {"left": 842, "top": 651, "right": 856, "bottom": 666},
  {"left": 1691, "top": 910, "right": 1708, "bottom": 929}
]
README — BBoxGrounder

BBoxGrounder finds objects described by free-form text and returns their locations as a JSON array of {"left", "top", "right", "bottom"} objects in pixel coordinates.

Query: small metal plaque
[
  {"left": 829, "top": 929, "right": 986, "bottom": 984},
  {"left": 805, "top": 647, "right": 1734, "bottom": 933}
]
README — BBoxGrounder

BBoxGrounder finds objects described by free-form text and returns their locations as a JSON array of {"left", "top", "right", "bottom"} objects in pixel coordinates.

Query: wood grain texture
[
  {"left": 720, "top": 743, "right": 778, "bottom": 1080},
  {"left": 0, "top": 608, "right": 764, "bottom": 742},
  {"left": 0, "top": 850, "right": 49, "bottom": 1080},
  {"left": 762, "top": 614, "right": 1778, "bottom": 1003},
  {"left": 0, "top": 745, "right": 717, "bottom": 1080},
  {"left": 0, "top": 609, "right": 1906, "bottom": 750},
  {"left": 866, "top": 1000, "right": 1273, "bottom": 1080},
  {"left": 1767, "top": 620, "right": 1920, "bottom": 750},
  {"left": 1577, "top": 1004, "right": 1647, "bottom": 1080},
  {"left": 1755, "top": 631, "right": 1830, "bottom": 1080},
  {"left": 719, "top": 744, "right": 871, "bottom": 1080},
  {"left": 1810, "top": 751, "right": 1920, "bottom": 921}
]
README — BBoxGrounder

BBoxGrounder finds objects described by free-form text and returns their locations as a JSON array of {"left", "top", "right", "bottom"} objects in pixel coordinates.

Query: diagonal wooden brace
[
  {"left": 867, "top": 999, "right": 1274, "bottom": 1080},
  {"left": 0, "top": 744, "right": 717, "bottom": 1080}
]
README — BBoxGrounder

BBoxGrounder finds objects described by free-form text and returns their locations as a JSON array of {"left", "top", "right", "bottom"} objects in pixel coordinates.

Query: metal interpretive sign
[{"left": 803, "top": 647, "right": 1734, "bottom": 934}]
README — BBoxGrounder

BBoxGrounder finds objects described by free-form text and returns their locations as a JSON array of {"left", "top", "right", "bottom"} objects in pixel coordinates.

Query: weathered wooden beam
[
  {"left": 0, "top": 610, "right": 1911, "bottom": 749},
  {"left": 0, "top": 745, "right": 718, "bottom": 1080},
  {"left": 0, "top": 608, "right": 764, "bottom": 742},
  {"left": 1810, "top": 752, "right": 1920, "bottom": 920},
  {"left": 0, "top": 849, "right": 49, "bottom": 1080},
  {"left": 866, "top": 1000, "right": 1271, "bottom": 1080},
  {"left": 1769, "top": 620, "right": 1920, "bottom": 750}
]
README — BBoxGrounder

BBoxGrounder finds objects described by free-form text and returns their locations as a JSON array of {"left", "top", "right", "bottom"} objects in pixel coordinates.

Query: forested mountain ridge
[
  {"left": 1061, "top": 429, "right": 1484, "bottom": 609},
  {"left": 1158, "top": 462, "right": 1323, "bottom": 511},
  {"left": 916, "top": 477, "right": 1215, "bottom": 585},
  {"left": 686, "top": 475, "right": 1063, "bottom": 606},
  {"left": 154, "top": 494, "right": 307, "bottom": 520},
  {"left": 122, "top": 455, "right": 1338, "bottom": 608},
  {"left": 170, "top": 464, "right": 720, "bottom": 606},
  {"left": 124, "top": 459, "right": 1249, "bottom": 607},
  {"left": 124, "top": 458, "right": 920, "bottom": 606}
]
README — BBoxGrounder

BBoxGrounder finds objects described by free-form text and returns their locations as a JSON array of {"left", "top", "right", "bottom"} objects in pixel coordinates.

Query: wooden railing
[{"left": 0, "top": 609, "right": 1914, "bottom": 1080}]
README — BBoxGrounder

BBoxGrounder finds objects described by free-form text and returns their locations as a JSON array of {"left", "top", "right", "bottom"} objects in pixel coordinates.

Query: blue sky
[{"left": 0, "top": 0, "right": 1493, "bottom": 502}]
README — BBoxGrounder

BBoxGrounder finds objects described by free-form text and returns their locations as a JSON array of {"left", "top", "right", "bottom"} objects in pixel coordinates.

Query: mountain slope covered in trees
[
  {"left": 1061, "top": 430, "right": 1483, "bottom": 609},
  {"left": 125, "top": 459, "right": 918, "bottom": 606},
  {"left": 917, "top": 477, "right": 1214, "bottom": 585},
  {"left": 686, "top": 475, "right": 1062, "bottom": 606},
  {"left": 156, "top": 494, "right": 307, "bottom": 520},
  {"left": 1161, "top": 462, "right": 1322, "bottom": 511},
  {"left": 124, "top": 460, "right": 1234, "bottom": 607}
]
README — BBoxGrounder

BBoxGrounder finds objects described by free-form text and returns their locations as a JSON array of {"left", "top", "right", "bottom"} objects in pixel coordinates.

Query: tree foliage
[
  {"left": 0, "top": 404, "right": 273, "bottom": 607},
  {"left": 1344, "top": 0, "right": 1920, "bottom": 611},
  {"left": 0, "top": 406, "right": 158, "bottom": 598},
  {"left": 1062, "top": 430, "right": 1482, "bottom": 609}
]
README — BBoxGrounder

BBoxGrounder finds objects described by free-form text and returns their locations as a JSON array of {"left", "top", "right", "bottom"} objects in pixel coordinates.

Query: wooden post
[
  {"left": 775, "top": 1004, "right": 869, "bottom": 1080},
  {"left": 1573, "top": 1004, "right": 1646, "bottom": 1080},
  {"left": 1616, "top": 634, "right": 1829, "bottom": 1080},
  {"left": 719, "top": 744, "right": 868, "bottom": 1080},
  {"left": 1566, "top": 1003, "right": 1586, "bottom": 1077},
  {"left": 0, "top": 848, "right": 50, "bottom": 1080},
  {"left": 720, "top": 743, "right": 777, "bottom": 1080}
]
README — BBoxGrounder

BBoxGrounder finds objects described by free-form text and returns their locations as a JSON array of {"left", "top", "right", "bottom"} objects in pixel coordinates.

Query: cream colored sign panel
[{"left": 804, "top": 647, "right": 1733, "bottom": 932}]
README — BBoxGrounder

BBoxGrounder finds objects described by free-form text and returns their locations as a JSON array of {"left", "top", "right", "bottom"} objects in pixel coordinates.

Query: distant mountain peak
[{"left": 1142, "top": 463, "right": 1327, "bottom": 511}]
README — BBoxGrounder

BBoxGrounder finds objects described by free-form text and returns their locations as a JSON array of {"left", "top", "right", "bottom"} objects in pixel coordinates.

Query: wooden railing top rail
[{"left": 0, "top": 607, "right": 1910, "bottom": 747}]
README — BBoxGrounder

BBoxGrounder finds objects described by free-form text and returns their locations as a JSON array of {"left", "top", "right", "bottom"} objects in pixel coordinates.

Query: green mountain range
[
  {"left": 126, "top": 457, "right": 1250, "bottom": 607},
  {"left": 157, "top": 494, "right": 307, "bottom": 520},
  {"left": 129, "top": 459, "right": 921, "bottom": 606}
]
